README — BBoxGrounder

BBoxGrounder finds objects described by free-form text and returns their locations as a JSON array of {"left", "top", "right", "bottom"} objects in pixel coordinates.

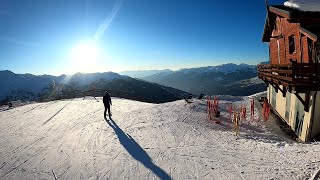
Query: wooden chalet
[{"left": 258, "top": 5, "right": 320, "bottom": 141}]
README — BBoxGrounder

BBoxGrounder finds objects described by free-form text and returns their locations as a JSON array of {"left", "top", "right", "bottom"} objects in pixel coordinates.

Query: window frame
[{"left": 288, "top": 34, "right": 296, "bottom": 54}]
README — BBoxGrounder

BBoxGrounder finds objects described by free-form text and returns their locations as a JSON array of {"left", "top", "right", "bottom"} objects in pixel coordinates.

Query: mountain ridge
[
  {"left": 138, "top": 63, "right": 266, "bottom": 96},
  {"left": 0, "top": 63, "right": 266, "bottom": 103},
  {"left": 120, "top": 69, "right": 173, "bottom": 78},
  {"left": 0, "top": 70, "right": 186, "bottom": 104}
]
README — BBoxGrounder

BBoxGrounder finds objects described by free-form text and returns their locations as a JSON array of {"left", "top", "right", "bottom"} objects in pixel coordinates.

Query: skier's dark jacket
[{"left": 103, "top": 93, "right": 112, "bottom": 106}]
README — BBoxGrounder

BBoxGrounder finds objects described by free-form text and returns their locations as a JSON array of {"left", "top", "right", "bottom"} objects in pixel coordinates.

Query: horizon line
[{"left": 1, "top": 62, "right": 265, "bottom": 76}]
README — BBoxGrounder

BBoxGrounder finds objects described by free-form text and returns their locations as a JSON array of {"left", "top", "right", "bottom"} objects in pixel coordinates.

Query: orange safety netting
[
  {"left": 207, "top": 96, "right": 219, "bottom": 122},
  {"left": 262, "top": 99, "right": 270, "bottom": 121},
  {"left": 250, "top": 99, "right": 254, "bottom": 117}
]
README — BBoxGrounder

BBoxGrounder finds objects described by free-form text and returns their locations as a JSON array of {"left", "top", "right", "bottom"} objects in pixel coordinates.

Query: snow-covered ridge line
[{"left": 178, "top": 63, "right": 256, "bottom": 74}]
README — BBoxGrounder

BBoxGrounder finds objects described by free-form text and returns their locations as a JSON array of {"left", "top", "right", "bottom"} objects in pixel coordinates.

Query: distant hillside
[
  {"left": 120, "top": 69, "right": 173, "bottom": 78},
  {"left": 0, "top": 70, "right": 53, "bottom": 101},
  {"left": 89, "top": 78, "right": 187, "bottom": 103},
  {"left": 140, "top": 63, "right": 266, "bottom": 96},
  {"left": 0, "top": 63, "right": 266, "bottom": 103},
  {"left": 66, "top": 72, "right": 125, "bottom": 87},
  {"left": 0, "top": 70, "right": 186, "bottom": 104}
]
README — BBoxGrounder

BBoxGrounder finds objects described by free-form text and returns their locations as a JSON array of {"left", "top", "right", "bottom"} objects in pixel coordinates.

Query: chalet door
[
  {"left": 285, "top": 93, "right": 291, "bottom": 122},
  {"left": 271, "top": 86, "right": 276, "bottom": 108},
  {"left": 308, "top": 39, "right": 313, "bottom": 63},
  {"left": 294, "top": 95, "right": 305, "bottom": 136}
]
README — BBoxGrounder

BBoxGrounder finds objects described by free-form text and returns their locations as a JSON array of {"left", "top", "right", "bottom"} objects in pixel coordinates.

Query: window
[
  {"left": 289, "top": 34, "right": 296, "bottom": 54},
  {"left": 274, "top": 19, "right": 277, "bottom": 31},
  {"left": 316, "top": 42, "right": 320, "bottom": 63}
]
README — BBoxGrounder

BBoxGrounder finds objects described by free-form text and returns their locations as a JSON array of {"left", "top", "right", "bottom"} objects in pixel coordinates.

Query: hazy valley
[{"left": 0, "top": 63, "right": 266, "bottom": 104}]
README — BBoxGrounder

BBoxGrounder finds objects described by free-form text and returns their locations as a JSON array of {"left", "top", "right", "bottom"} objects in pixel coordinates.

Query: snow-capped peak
[
  {"left": 211, "top": 63, "right": 255, "bottom": 73},
  {"left": 178, "top": 63, "right": 256, "bottom": 74}
]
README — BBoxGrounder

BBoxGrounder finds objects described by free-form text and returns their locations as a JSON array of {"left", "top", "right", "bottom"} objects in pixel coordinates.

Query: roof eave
[
  {"left": 300, "top": 27, "right": 318, "bottom": 42},
  {"left": 262, "top": 19, "right": 271, "bottom": 42},
  {"left": 269, "top": 6, "right": 291, "bottom": 18}
]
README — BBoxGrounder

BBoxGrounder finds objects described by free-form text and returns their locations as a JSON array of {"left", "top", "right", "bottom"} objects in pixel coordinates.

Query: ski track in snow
[{"left": 0, "top": 97, "right": 320, "bottom": 179}]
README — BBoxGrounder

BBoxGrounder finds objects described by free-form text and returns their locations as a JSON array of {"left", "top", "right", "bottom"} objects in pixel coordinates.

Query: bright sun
[{"left": 70, "top": 41, "right": 101, "bottom": 73}]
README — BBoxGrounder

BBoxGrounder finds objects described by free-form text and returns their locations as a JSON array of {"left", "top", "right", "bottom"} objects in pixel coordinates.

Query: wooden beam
[
  {"left": 271, "top": 83, "right": 278, "bottom": 93},
  {"left": 295, "top": 93, "right": 305, "bottom": 105},
  {"left": 269, "top": 6, "right": 290, "bottom": 18},
  {"left": 276, "top": 84, "right": 284, "bottom": 94},
  {"left": 262, "top": 79, "right": 269, "bottom": 85},
  {"left": 300, "top": 27, "right": 317, "bottom": 42},
  {"left": 274, "top": 83, "right": 286, "bottom": 97},
  {"left": 282, "top": 87, "right": 287, "bottom": 97},
  {"left": 294, "top": 91, "right": 310, "bottom": 112},
  {"left": 288, "top": 85, "right": 292, "bottom": 93}
]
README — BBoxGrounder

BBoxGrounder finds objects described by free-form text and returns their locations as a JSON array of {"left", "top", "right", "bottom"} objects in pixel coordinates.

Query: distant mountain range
[
  {"left": 0, "top": 71, "right": 122, "bottom": 99},
  {"left": 0, "top": 70, "right": 59, "bottom": 101},
  {"left": 122, "top": 63, "right": 266, "bottom": 96},
  {"left": 0, "top": 70, "right": 187, "bottom": 104},
  {"left": 119, "top": 69, "right": 173, "bottom": 78},
  {"left": 0, "top": 63, "right": 266, "bottom": 104}
]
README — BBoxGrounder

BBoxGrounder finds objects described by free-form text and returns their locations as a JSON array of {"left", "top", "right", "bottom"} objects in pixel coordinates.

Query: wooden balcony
[
  {"left": 258, "top": 63, "right": 320, "bottom": 111},
  {"left": 258, "top": 63, "right": 320, "bottom": 93}
]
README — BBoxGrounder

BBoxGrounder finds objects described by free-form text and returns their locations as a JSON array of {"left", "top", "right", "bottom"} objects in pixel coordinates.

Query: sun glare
[{"left": 70, "top": 41, "right": 101, "bottom": 73}]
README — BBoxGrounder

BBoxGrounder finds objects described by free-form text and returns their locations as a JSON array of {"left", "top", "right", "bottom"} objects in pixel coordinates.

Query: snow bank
[
  {"left": 0, "top": 97, "right": 319, "bottom": 179},
  {"left": 0, "top": 105, "right": 9, "bottom": 112},
  {"left": 248, "top": 91, "right": 267, "bottom": 99}
]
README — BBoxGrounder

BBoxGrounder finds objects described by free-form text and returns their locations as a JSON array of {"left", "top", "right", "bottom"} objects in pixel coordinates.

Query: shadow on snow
[{"left": 106, "top": 117, "right": 171, "bottom": 180}]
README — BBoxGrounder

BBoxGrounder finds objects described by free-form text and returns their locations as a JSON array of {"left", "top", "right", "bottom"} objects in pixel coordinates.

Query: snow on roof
[{"left": 284, "top": 0, "right": 320, "bottom": 12}]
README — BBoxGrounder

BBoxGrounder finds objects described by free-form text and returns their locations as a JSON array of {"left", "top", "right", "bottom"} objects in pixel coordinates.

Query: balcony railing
[{"left": 258, "top": 63, "right": 320, "bottom": 92}]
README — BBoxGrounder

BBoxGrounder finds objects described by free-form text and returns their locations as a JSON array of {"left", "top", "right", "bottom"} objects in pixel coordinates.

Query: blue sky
[{"left": 0, "top": 0, "right": 286, "bottom": 75}]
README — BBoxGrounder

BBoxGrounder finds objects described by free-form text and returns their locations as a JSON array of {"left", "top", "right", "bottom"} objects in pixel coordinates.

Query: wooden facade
[
  {"left": 262, "top": 6, "right": 320, "bottom": 65},
  {"left": 258, "top": 5, "right": 320, "bottom": 141}
]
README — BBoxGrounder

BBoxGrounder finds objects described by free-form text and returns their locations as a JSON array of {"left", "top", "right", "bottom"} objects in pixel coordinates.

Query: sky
[{"left": 0, "top": 0, "right": 287, "bottom": 75}]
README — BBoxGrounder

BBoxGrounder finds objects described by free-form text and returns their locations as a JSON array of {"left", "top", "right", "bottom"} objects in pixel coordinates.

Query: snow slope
[{"left": 0, "top": 96, "right": 320, "bottom": 179}]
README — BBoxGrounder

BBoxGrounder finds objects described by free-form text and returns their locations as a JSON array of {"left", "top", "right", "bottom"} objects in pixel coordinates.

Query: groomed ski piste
[{"left": 1, "top": 93, "right": 320, "bottom": 180}]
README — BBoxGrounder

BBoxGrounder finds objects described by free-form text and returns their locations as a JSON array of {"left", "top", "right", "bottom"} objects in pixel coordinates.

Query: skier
[{"left": 103, "top": 91, "right": 112, "bottom": 119}]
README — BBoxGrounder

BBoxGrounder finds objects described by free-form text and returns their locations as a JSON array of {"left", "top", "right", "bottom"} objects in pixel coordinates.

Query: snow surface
[
  {"left": 284, "top": 0, "right": 320, "bottom": 12},
  {"left": 0, "top": 96, "right": 320, "bottom": 179},
  {"left": 0, "top": 105, "right": 9, "bottom": 112}
]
